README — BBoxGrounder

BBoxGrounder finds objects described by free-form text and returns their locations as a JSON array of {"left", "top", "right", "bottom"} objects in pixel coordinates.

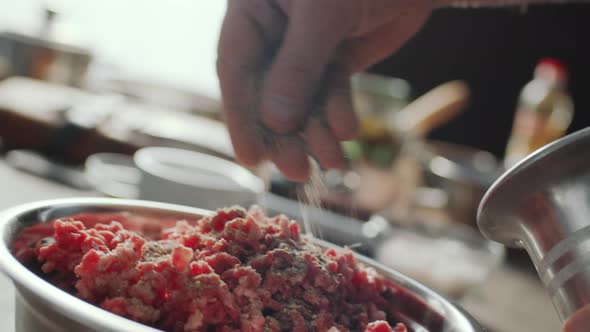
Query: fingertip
[
  {"left": 268, "top": 136, "right": 310, "bottom": 182},
  {"left": 230, "top": 133, "right": 266, "bottom": 168},
  {"left": 283, "top": 162, "right": 311, "bottom": 183},
  {"left": 234, "top": 149, "right": 264, "bottom": 169},
  {"left": 325, "top": 92, "right": 359, "bottom": 141},
  {"left": 224, "top": 111, "right": 267, "bottom": 168},
  {"left": 304, "top": 117, "right": 346, "bottom": 170}
]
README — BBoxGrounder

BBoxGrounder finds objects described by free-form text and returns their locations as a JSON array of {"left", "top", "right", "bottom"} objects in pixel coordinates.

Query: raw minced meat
[{"left": 12, "top": 206, "right": 442, "bottom": 332}]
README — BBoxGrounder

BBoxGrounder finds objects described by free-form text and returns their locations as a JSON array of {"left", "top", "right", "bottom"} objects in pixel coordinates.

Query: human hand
[
  {"left": 563, "top": 304, "right": 590, "bottom": 332},
  {"left": 217, "top": 0, "right": 437, "bottom": 182}
]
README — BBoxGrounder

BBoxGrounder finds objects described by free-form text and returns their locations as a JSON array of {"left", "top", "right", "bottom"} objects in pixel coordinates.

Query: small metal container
[
  {"left": 0, "top": 198, "right": 485, "bottom": 332},
  {"left": 420, "top": 141, "right": 500, "bottom": 226},
  {"left": 0, "top": 31, "right": 91, "bottom": 88},
  {"left": 0, "top": 5, "right": 91, "bottom": 87},
  {"left": 478, "top": 127, "right": 590, "bottom": 322}
]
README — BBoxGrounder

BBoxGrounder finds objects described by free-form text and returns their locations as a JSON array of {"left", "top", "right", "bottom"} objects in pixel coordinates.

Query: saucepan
[
  {"left": 0, "top": 198, "right": 486, "bottom": 332},
  {"left": 415, "top": 141, "right": 501, "bottom": 226}
]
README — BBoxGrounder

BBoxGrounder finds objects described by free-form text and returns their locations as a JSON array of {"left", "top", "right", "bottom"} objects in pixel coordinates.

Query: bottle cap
[{"left": 535, "top": 58, "right": 568, "bottom": 84}]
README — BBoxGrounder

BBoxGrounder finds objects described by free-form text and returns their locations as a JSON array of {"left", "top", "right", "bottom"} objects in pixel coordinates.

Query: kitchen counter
[
  {"left": 0, "top": 159, "right": 561, "bottom": 332},
  {"left": 461, "top": 263, "right": 561, "bottom": 332}
]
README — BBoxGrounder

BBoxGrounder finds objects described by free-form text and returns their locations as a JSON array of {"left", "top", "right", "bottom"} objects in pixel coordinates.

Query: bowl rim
[
  {"left": 0, "top": 198, "right": 484, "bottom": 332},
  {"left": 134, "top": 147, "right": 264, "bottom": 194},
  {"left": 422, "top": 140, "right": 500, "bottom": 187}
]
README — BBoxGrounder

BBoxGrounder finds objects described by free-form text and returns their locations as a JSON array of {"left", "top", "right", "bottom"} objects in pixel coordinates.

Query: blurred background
[
  {"left": 0, "top": 1, "right": 589, "bottom": 331},
  {"left": 0, "top": 0, "right": 223, "bottom": 98},
  {"left": 372, "top": 3, "right": 590, "bottom": 158}
]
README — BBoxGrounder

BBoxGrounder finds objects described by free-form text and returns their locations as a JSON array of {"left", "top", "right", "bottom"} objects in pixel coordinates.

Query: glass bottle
[{"left": 504, "top": 58, "right": 574, "bottom": 169}]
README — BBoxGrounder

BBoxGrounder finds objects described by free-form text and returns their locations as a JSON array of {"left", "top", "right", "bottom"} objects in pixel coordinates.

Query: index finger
[{"left": 217, "top": 2, "right": 273, "bottom": 167}]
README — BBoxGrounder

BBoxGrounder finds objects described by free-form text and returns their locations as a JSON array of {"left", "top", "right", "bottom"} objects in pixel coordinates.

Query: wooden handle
[{"left": 395, "top": 80, "right": 470, "bottom": 136}]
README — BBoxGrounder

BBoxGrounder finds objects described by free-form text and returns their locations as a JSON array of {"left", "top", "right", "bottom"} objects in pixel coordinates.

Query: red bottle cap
[{"left": 535, "top": 58, "right": 568, "bottom": 83}]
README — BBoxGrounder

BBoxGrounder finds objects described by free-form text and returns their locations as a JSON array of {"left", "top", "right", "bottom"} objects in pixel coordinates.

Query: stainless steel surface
[
  {"left": 0, "top": 32, "right": 91, "bottom": 87},
  {"left": 263, "top": 192, "right": 385, "bottom": 255},
  {"left": 478, "top": 126, "right": 590, "bottom": 322},
  {"left": 0, "top": 3, "right": 91, "bottom": 87},
  {"left": 420, "top": 141, "right": 500, "bottom": 225},
  {"left": 98, "top": 78, "right": 221, "bottom": 116},
  {"left": 85, "top": 148, "right": 264, "bottom": 210},
  {"left": 0, "top": 198, "right": 485, "bottom": 332},
  {"left": 5, "top": 150, "right": 92, "bottom": 190},
  {"left": 96, "top": 106, "right": 234, "bottom": 160},
  {"left": 0, "top": 119, "right": 562, "bottom": 332}
]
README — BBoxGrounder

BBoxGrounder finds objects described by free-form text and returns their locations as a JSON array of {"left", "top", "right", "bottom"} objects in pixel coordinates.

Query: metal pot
[
  {"left": 417, "top": 141, "right": 501, "bottom": 226},
  {"left": 0, "top": 31, "right": 91, "bottom": 88},
  {"left": 0, "top": 6, "right": 91, "bottom": 88},
  {"left": 0, "top": 198, "right": 485, "bottom": 332}
]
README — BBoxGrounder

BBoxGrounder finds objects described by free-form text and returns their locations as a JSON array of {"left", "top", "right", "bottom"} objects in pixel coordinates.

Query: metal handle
[{"left": 5, "top": 150, "right": 92, "bottom": 190}]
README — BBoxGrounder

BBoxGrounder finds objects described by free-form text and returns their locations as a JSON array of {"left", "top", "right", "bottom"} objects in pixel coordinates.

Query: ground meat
[{"left": 13, "top": 206, "right": 442, "bottom": 332}]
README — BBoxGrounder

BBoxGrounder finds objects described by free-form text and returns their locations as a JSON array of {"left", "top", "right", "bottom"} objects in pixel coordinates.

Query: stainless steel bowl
[{"left": 0, "top": 198, "right": 485, "bottom": 332}]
